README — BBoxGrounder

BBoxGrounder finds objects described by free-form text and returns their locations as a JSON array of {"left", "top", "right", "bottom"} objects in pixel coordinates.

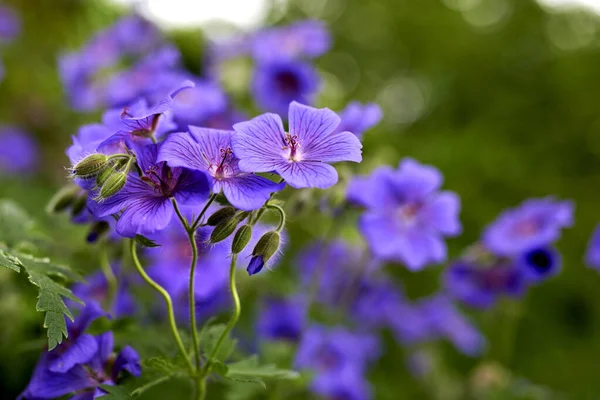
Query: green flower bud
[
  {"left": 207, "top": 206, "right": 236, "bottom": 226},
  {"left": 72, "top": 153, "right": 108, "bottom": 178},
  {"left": 96, "top": 166, "right": 114, "bottom": 187},
  {"left": 70, "top": 194, "right": 88, "bottom": 217},
  {"left": 251, "top": 231, "right": 280, "bottom": 262},
  {"left": 46, "top": 184, "right": 79, "bottom": 214},
  {"left": 210, "top": 217, "right": 239, "bottom": 243},
  {"left": 99, "top": 171, "right": 127, "bottom": 200},
  {"left": 231, "top": 224, "right": 253, "bottom": 254},
  {"left": 235, "top": 211, "right": 251, "bottom": 222}
]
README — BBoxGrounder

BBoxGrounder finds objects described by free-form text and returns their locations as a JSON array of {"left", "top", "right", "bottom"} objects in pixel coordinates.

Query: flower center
[
  {"left": 282, "top": 133, "right": 301, "bottom": 162},
  {"left": 526, "top": 249, "right": 552, "bottom": 273},
  {"left": 513, "top": 219, "right": 539, "bottom": 237},
  {"left": 141, "top": 165, "right": 176, "bottom": 196},
  {"left": 274, "top": 71, "right": 300, "bottom": 95},
  {"left": 398, "top": 203, "right": 420, "bottom": 225},
  {"left": 316, "top": 345, "right": 341, "bottom": 371},
  {"left": 209, "top": 147, "right": 233, "bottom": 180},
  {"left": 121, "top": 107, "right": 161, "bottom": 137}
]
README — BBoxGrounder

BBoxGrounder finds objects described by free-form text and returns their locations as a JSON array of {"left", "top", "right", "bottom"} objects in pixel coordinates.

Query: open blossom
[
  {"left": 252, "top": 60, "right": 320, "bottom": 115},
  {"left": 158, "top": 126, "right": 285, "bottom": 210},
  {"left": 335, "top": 102, "right": 382, "bottom": 138},
  {"left": 348, "top": 158, "right": 461, "bottom": 270},
  {"left": 483, "top": 197, "right": 574, "bottom": 256},
  {"left": 91, "top": 143, "right": 210, "bottom": 238},
  {"left": 232, "top": 101, "right": 362, "bottom": 189}
]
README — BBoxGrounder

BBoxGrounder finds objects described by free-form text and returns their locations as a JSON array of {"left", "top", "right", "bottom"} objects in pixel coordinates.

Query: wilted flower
[
  {"left": 232, "top": 101, "right": 362, "bottom": 189},
  {"left": 348, "top": 158, "right": 461, "bottom": 270}
]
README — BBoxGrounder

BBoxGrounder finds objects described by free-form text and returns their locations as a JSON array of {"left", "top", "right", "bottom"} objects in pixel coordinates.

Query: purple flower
[
  {"left": 336, "top": 102, "right": 382, "bottom": 138},
  {"left": 585, "top": 224, "right": 600, "bottom": 270},
  {"left": 91, "top": 143, "right": 211, "bottom": 238},
  {"left": 0, "top": 125, "right": 38, "bottom": 174},
  {"left": 232, "top": 101, "right": 362, "bottom": 189},
  {"left": 444, "top": 260, "right": 524, "bottom": 309},
  {"left": 348, "top": 159, "right": 461, "bottom": 270},
  {"left": 311, "top": 367, "right": 372, "bottom": 400},
  {"left": 247, "top": 256, "right": 265, "bottom": 275},
  {"left": 158, "top": 126, "right": 285, "bottom": 210},
  {"left": 170, "top": 80, "right": 228, "bottom": 126},
  {"left": 251, "top": 60, "right": 320, "bottom": 115},
  {"left": 517, "top": 247, "right": 560, "bottom": 283},
  {"left": 71, "top": 267, "right": 136, "bottom": 318},
  {"left": 252, "top": 20, "right": 330, "bottom": 62},
  {"left": 0, "top": 5, "right": 20, "bottom": 42},
  {"left": 483, "top": 197, "right": 574, "bottom": 256},
  {"left": 257, "top": 296, "right": 306, "bottom": 342}
]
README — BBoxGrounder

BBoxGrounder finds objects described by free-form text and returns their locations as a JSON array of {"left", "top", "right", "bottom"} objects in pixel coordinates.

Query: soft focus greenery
[{"left": 1, "top": 0, "right": 600, "bottom": 398}]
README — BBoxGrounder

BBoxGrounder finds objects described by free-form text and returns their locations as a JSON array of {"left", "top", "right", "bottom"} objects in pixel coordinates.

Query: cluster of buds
[{"left": 70, "top": 152, "right": 135, "bottom": 201}]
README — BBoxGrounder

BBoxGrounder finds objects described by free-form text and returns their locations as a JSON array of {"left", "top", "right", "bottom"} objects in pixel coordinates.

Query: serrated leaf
[
  {"left": 134, "top": 234, "right": 161, "bottom": 248},
  {"left": 0, "top": 199, "right": 35, "bottom": 246},
  {"left": 97, "top": 384, "right": 132, "bottom": 399},
  {"left": 200, "top": 323, "right": 237, "bottom": 362},
  {"left": 224, "top": 375, "right": 266, "bottom": 388},
  {"left": 0, "top": 249, "right": 84, "bottom": 350},
  {"left": 226, "top": 355, "right": 300, "bottom": 381}
]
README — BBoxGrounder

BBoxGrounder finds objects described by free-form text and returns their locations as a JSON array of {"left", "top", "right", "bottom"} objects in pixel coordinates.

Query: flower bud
[
  {"left": 70, "top": 194, "right": 88, "bottom": 217},
  {"left": 72, "top": 153, "right": 108, "bottom": 178},
  {"left": 231, "top": 225, "right": 252, "bottom": 254},
  {"left": 96, "top": 166, "right": 114, "bottom": 187},
  {"left": 207, "top": 206, "right": 236, "bottom": 226},
  {"left": 210, "top": 217, "right": 239, "bottom": 243},
  {"left": 247, "top": 231, "right": 280, "bottom": 275},
  {"left": 46, "top": 184, "right": 79, "bottom": 214},
  {"left": 99, "top": 172, "right": 127, "bottom": 200}
]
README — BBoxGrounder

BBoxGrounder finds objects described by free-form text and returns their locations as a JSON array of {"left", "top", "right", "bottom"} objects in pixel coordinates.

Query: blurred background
[{"left": 2, "top": 0, "right": 600, "bottom": 398}]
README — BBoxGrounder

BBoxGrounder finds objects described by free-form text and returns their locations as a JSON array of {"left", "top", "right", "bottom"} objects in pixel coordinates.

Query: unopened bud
[
  {"left": 253, "top": 231, "right": 280, "bottom": 260},
  {"left": 99, "top": 172, "right": 127, "bottom": 200},
  {"left": 70, "top": 194, "right": 88, "bottom": 217},
  {"left": 210, "top": 217, "right": 239, "bottom": 243},
  {"left": 46, "top": 184, "right": 79, "bottom": 214},
  {"left": 231, "top": 225, "right": 252, "bottom": 254},
  {"left": 235, "top": 211, "right": 251, "bottom": 222},
  {"left": 96, "top": 166, "right": 114, "bottom": 187},
  {"left": 72, "top": 153, "right": 108, "bottom": 178},
  {"left": 207, "top": 207, "right": 236, "bottom": 226}
]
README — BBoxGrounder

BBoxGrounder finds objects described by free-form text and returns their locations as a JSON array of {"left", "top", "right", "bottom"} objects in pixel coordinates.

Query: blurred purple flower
[
  {"left": 252, "top": 20, "right": 330, "bottom": 62},
  {"left": 232, "top": 101, "right": 362, "bottom": 189},
  {"left": 71, "top": 267, "right": 136, "bottom": 318},
  {"left": 517, "top": 247, "right": 561, "bottom": 283},
  {"left": 251, "top": 60, "right": 320, "bottom": 115},
  {"left": 336, "top": 102, "right": 382, "bottom": 138},
  {"left": 0, "top": 125, "right": 38, "bottom": 174},
  {"left": 170, "top": 80, "right": 228, "bottom": 126},
  {"left": 483, "top": 197, "right": 573, "bottom": 256},
  {"left": 257, "top": 296, "right": 306, "bottom": 342},
  {"left": 158, "top": 126, "right": 285, "bottom": 210},
  {"left": 585, "top": 224, "right": 600, "bottom": 270},
  {"left": 0, "top": 5, "right": 20, "bottom": 42},
  {"left": 311, "top": 367, "right": 372, "bottom": 400},
  {"left": 348, "top": 158, "right": 461, "bottom": 270},
  {"left": 91, "top": 143, "right": 211, "bottom": 238}
]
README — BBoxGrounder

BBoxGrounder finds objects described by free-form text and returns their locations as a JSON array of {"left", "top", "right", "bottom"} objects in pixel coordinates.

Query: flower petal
[
  {"left": 112, "top": 345, "right": 142, "bottom": 380},
  {"left": 232, "top": 113, "right": 286, "bottom": 173},
  {"left": 48, "top": 333, "right": 98, "bottom": 373},
  {"left": 173, "top": 169, "right": 211, "bottom": 206},
  {"left": 423, "top": 191, "right": 462, "bottom": 236},
  {"left": 217, "top": 174, "right": 285, "bottom": 211},
  {"left": 276, "top": 161, "right": 338, "bottom": 189},
  {"left": 116, "top": 197, "right": 172, "bottom": 238},
  {"left": 346, "top": 166, "right": 396, "bottom": 209},
  {"left": 288, "top": 101, "right": 339, "bottom": 154}
]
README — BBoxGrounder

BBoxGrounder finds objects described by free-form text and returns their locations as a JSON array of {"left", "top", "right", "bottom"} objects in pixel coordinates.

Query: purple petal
[
  {"left": 159, "top": 128, "right": 231, "bottom": 172},
  {"left": 346, "top": 166, "right": 397, "bottom": 209},
  {"left": 216, "top": 174, "right": 285, "bottom": 211},
  {"left": 70, "top": 392, "right": 96, "bottom": 400},
  {"left": 247, "top": 256, "right": 265, "bottom": 275},
  {"left": 112, "top": 345, "right": 142, "bottom": 380},
  {"left": 72, "top": 300, "right": 111, "bottom": 332},
  {"left": 96, "top": 332, "right": 115, "bottom": 367},
  {"left": 585, "top": 225, "right": 600, "bottom": 270},
  {"left": 423, "top": 192, "right": 462, "bottom": 236},
  {"left": 276, "top": 161, "right": 338, "bottom": 189},
  {"left": 393, "top": 158, "right": 443, "bottom": 201},
  {"left": 19, "top": 355, "right": 92, "bottom": 399},
  {"left": 49, "top": 334, "right": 98, "bottom": 373},
  {"left": 395, "top": 230, "right": 447, "bottom": 270},
  {"left": 232, "top": 113, "right": 286, "bottom": 173},
  {"left": 116, "top": 197, "right": 172, "bottom": 238},
  {"left": 358, "top": 212, "right": 400, "bottom": 259},
  {"left": 173, "top": 169, "right": 211, "bottom": 206},
  {"left": 288, "top": 101, "right": 338, "bottom": 153}
]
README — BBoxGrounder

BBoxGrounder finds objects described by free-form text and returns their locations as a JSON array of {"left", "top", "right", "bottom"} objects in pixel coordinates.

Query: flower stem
[
  {"left": 98, "top": 243, "right": 117, "bottom": 312},
  {"left": 198, "top": 254, "right": 240, "bottom": 393},
  {"left": 129, "top": 239, "right": 195, "bottom": 374},
  {"left": 191, "top": 193, "right": 217, "bottom": 231},
  {"left": 187, "top": 228, "right": 201, "bottom": 372},
  {"left": 265, "top": 204, "right": 286, "bottom": 232}
]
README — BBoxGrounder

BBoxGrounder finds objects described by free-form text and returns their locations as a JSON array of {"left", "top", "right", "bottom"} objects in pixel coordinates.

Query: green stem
[
  {"left": 199, "top": 255, "right": 240, "bottom": 391},
  {"left": 98, "top": 243, "right": 117, "bottom": 312},
  {"left": 171, "top": 198, "right": 190, "bottom": 231},
  {"left": 191, "top": 193, "right": 217, "bottom": 230},
  {"left": 265, "top": 204, "right": 286, "bottom": 232},
  {"left": 129, "top": 239, "right": 194, "bottom": 374},
  {"left": 186, "top": 226, "right": 201, "bottom": 372}
]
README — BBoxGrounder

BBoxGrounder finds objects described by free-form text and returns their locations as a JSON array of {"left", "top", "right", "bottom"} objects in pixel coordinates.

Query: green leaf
[
  {"left": 225, "top": 355, "right": 300, "bottom": 386},
  {"left": 142, "top": 356, "right": 188, "bottom": 376},
  {"left": 134, "top": 234, "right": 161, "bottom": 248},
  {"left": 97, "top": 384, "right": 132, "bottom": 399},
  {"left": 0, "top": 199, "right": 35, "bottom": 246},
  {"left": 211, "top": 359, "right": 229, "bottom": 377},
  {"left": 0, "top": 249, "right": 84, "bottom": 350},
  {"left": 200, "top": 323, "right": 237, "bottom": 362}
]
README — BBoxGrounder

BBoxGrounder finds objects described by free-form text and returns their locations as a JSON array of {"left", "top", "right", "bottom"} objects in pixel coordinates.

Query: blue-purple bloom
[
  {"left": 232, "top": 101, "right": 362, "bottom": 189},
  {"left": 158, "top": 126, "right": 285, "bottom": 210},
  {"left": 170, "top": 80, "right": 228, "bottom": 127},
  {"left": 585, "top": 224, "right": 600, "bottom": 270},
  {"left": 336, "top": 102, "right": 383, "bottom": 138},
  {"left": 0, "top": 125, "right": 38, "bottom": 174},
  {"left": 517, "top": 247, "right": 561, "bottom": 283},
  {"left": 251, "top": 60, "right": 320, "bottom": 115},
  {"left": 91, "top": 143, "right": 210, "bottom": 237},
  {"left": 257, "top": 296, "right": 306, "bottom": 342},
  {"left": 0, "top": 5, "right": 20, "bottom": 42},
  {"left": 483, "top": 197, "right": 573, "bottom": 256},
  {"left": 71, "top": 267, "right": 136, "bottom": 318},
  {"left": 252, "top": 20, "right": 331, "bottom": 62},
  {"left": 348, "top": 158, "right": 461, "bottom": 270},
  {"left": 19, "top": 302, "right": 141, "bottom": 400}
]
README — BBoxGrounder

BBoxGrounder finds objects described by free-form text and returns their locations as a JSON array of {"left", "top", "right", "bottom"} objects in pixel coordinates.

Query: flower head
[
  {"left": 348, "top": 158, "right": 461, "bottom": 270},
  {"left": 91, "top": 143, "right": 210, "bottom": 238},
  {"left": 251, "top": 60, "right": 320, "bottom": 115},
  {"left": 336, "top": 102, "right": 382, "bottom": 138},
  {"left": 0, "top": 125, "right": 38, "bottom": 174},
  {"left": 517, "top": 246, "right": 561, "bottom": 283},
  {"left": 158, "top": 126, "right": 285, "bottom": 210},
  {"left": 232, "top": 101, "right": 362, "bottom": 189},
  {"left": 483, "top": 197, "right": 573, "bottom": 256}
]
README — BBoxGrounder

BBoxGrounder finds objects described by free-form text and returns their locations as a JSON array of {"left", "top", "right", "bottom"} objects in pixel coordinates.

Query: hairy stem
[
  {"left": 129, "top": 239, "right": 194, "bottom": 374},
  {"left": 265, "top": 203, "right": 286, "bottom": 232}
]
